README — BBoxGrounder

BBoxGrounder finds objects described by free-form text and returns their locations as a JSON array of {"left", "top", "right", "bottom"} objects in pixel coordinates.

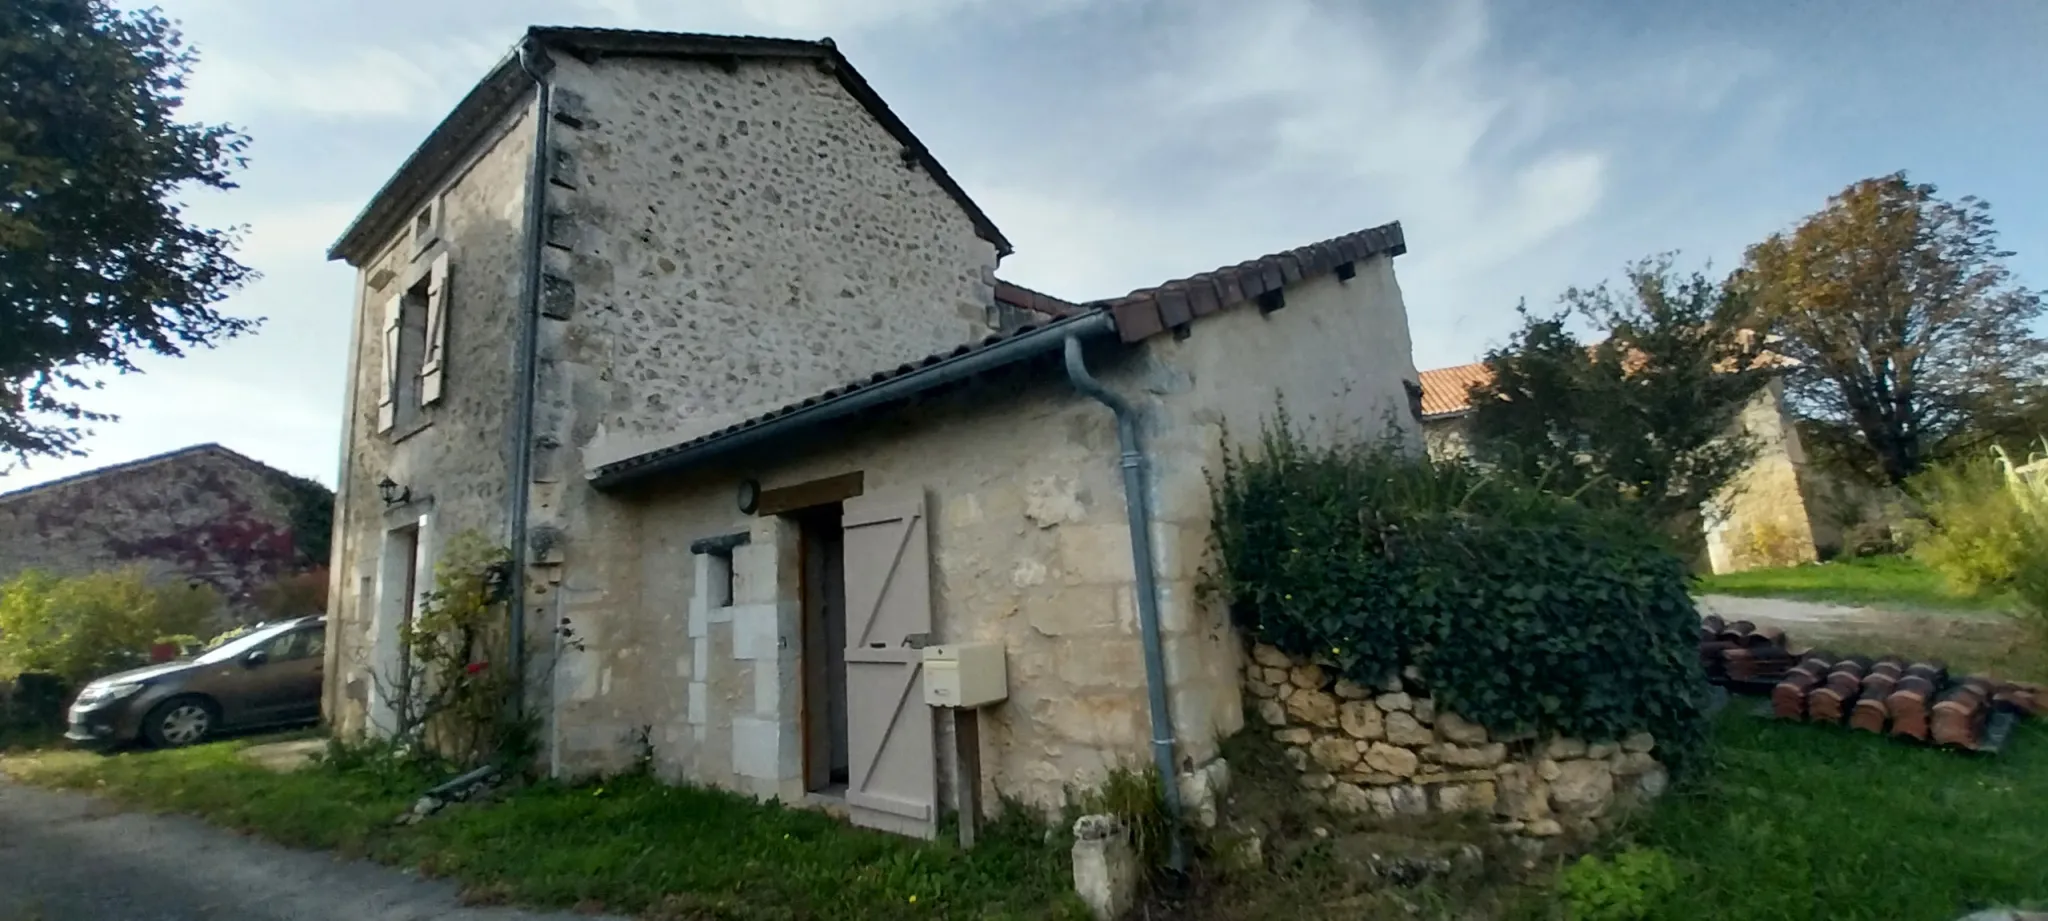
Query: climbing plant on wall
[
  {"left": 373, "top": 531, "right": 527, "bottom": 769},
  {"left": 1208, "top": 414, "right": 1713, "bottom": 767}
]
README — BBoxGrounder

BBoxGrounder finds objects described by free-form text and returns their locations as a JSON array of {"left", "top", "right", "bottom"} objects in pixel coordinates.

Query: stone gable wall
[
  {"left": 0, "top": 448, "right": 306, "bottom": 620},
  {"left": 1244, "top": 642, "right": 1668, "bottom": 839},
  {"left": 546, "top": 52, "right": 1002, "bottom": 467}
]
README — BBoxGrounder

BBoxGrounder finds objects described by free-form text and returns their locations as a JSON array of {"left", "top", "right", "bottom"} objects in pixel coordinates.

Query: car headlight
[{"left": 76, "top": 682, "right": 147, "bottom": 706}]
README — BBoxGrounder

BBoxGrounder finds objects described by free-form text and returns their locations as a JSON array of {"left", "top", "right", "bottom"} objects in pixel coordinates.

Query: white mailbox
[{"left": 922, "top": 643, "right": 1008, "bottom": 708}]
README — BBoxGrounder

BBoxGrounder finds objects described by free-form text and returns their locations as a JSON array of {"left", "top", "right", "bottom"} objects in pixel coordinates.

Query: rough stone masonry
[{"left": 1244, "top": 643, "right": 1669, "bottom": 840}]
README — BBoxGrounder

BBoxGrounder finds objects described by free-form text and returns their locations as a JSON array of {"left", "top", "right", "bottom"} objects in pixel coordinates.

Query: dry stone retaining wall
[{"left": 1244, "top": 643, "right": 1669, "bottom": 838}]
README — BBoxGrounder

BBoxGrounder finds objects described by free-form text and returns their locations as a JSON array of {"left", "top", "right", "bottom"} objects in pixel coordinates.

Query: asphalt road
[{"left": 0, "top": 781, "right": 620, "bottom": 921}]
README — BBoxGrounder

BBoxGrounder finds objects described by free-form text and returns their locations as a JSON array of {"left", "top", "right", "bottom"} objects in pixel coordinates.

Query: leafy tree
[
  {"left": 0, "top": 0, "right": 257, "bottom": 468},
  {"left": 1737, "top": 173, "right": 2047, "bottom": 486},
  {"left": 1463, "top": 259, "right": 1775, "bottom": 549},
  {"left": 0, "top": 567, "right": 218, "bottom": 685},
  {"left": 252, "top": 567, "right": 329, "bottom": 621},
  {"left": 273, "top": 474, "right": 335, "bottom": 568}
]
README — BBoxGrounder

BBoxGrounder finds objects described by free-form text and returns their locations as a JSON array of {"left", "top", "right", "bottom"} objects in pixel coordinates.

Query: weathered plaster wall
[
  {"left": 1420, "top": 415, "right": 1473, "bottom": 460},
  {"left": 549, "top": 367, "right": 1198, "bottom": 811},
  {"left": 1131, "top": 254, "right": 1423, "bottom": 780},
  {"left": 326, "top": 104, "right": 536, "bottom": 735},
  {"left": 542, "top": 53, "right": 1001, "bottom": 466},
  {"left": 1705, "top": 378, "right": 1822, "bottom": 573},
  {"left": 1141, "top": 259, "right": 1424, "bottom": 454},
  {"left": 0, "top": 446, "right": 305, "bottom": 620}
]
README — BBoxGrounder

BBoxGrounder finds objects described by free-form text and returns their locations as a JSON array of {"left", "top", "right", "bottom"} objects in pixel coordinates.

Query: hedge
[{"left": 1208, "top": 420, "right": 1712, "bottom": 767}]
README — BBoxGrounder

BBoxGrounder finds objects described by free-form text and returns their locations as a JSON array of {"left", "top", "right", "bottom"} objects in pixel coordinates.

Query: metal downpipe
[
  {"left": 507, "top": 39, "right": 553, "bottom": 719},
  {"left": 1062, "top": 334, "right": 1187, "bottom": 873}
]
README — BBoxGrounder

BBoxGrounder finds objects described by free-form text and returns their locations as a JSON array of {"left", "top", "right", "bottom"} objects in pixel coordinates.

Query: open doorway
[
  {"left": 795, "top": 503, "right": 849, "bottom": 793},
  {"left": 371, "top": 522, "right": 422, "bottom": 735}
]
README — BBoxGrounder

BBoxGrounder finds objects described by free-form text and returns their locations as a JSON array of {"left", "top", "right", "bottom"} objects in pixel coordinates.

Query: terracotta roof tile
[
  {"left": 1415, "top": 361, "right": 1494, "bottom": 419},
  {"left": 992, "top": 279, "right": 1081, "bottom": 319},
  {"left": 1103, "top": 221, "right": 1406, "bottom": 343},
  {"left": 1418, "top": 343, "right": 1790, "bottom": 421}
]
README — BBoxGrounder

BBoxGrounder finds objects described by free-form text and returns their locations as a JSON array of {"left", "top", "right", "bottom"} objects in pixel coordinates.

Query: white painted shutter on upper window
[
  {"left": 419, "top": 252, "right": 449, "bottom": 406},
  {"left": 376, "top": 292, "right": 402, "bottom": 432}
]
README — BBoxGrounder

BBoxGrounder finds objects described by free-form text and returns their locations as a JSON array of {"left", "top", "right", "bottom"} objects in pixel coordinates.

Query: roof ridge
[
  {"left": 330, "top": 28, "right": 1011, "bottom": 263},
  {"left": 0, "top": 444, "right": 303, "bottom": 505}
]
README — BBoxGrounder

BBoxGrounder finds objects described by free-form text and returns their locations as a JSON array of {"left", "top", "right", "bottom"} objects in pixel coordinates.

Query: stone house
[
  {"left": 1415, "top": 361, "right": 1834, "bottom": 573},
  {"left": 321, "top": 27, "right": 1426, "bottom": 837},
  {"left": 0, "top": 444, "right": 327, "bottom": 619}
]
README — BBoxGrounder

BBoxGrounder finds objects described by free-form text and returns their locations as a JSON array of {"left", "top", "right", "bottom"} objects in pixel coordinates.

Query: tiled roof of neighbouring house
[
  {"left": 1418, "top": 341, "right": 1793, "bottom": 422},
  {"left": 0, "top": 444, "right": 295, "bottom": 505},
  {"left": 1415, "top": 361, "right": 1493, "bottom": 420},
  {"left": 993, "top": 279, "right": 1082, "bottom": 319}
]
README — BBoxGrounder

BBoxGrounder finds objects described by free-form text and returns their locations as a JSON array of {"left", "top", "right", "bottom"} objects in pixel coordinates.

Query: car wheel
[{"left": 143, "top": 698, "right": 216, "bottom": 748}]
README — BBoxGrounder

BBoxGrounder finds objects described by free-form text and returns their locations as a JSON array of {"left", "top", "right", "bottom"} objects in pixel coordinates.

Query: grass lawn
[
  {"left": 1693, "top": 554, "right": 2011, "bottom": 613},
  {"left": 1622, "top": 711, "right": 2048, "bottom": 921},
  {"left": 0, "top": 738, "right": 1087, "bottom": 920}
]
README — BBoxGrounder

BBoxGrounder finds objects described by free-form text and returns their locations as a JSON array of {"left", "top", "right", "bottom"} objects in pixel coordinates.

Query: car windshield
[{"left": 193, "top": 622, "right": 297, "bottom": 665}]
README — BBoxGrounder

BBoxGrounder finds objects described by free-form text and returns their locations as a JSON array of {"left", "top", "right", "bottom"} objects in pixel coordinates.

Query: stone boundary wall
[{"left": 1244, "top": 643, "right": 1669, "bottom": 838}]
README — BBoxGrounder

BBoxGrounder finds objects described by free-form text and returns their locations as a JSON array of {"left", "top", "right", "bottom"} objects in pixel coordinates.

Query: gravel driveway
[{"left": 0, "top": 781, "right": 622, "bottom": 921}]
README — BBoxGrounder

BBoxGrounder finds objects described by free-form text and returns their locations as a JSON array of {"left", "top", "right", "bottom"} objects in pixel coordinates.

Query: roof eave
[
  {"left": 589, "top": 310, "right": 1116, "bottom": 490},
  {"left": 326, "top": 46, "right": 534, "bottom": 265}
]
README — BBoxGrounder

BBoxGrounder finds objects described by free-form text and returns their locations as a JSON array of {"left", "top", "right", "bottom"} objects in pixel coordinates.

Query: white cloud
[
  {"left": 979, "top": 0, "right": 1785, "bottom": 370},
  {"left": 185, "top": 41, "right": 507, "bottom": 121},
  {"left": 233, "top": 202, "right": 362, "bottom": 273},
  {"left": 0, "top": 366, "right": 338, "bottom": 490}
]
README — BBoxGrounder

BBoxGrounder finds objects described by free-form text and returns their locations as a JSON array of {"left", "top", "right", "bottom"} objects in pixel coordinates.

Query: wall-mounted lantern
[{"left": 377, "top": 476, "right": 411, "bottom": 506}]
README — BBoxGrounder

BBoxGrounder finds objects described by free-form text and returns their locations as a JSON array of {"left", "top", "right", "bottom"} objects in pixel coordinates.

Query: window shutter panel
[
  {"left": 376, "top": 293, "right": 402, "bottom": 432},
  {"left": 420, "top": 252, "right": 450, "bottom": 406}
]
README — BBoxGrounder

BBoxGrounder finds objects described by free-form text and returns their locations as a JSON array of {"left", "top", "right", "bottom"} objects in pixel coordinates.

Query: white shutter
[
  {"left": 420, "top": 252, "right": 449, "bottom": 406},
  {"left": 376, "top": 292, "right": 402, "bottom": 432}
]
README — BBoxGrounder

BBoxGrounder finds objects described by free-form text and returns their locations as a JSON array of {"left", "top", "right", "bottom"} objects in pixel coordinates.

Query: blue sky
[{"left": 5, "top": 0, "right": 2043, "bottom": 490}]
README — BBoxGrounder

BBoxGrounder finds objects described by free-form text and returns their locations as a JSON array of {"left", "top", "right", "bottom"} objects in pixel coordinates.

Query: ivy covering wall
[{"left": 1209, "top": 419, "right": 1712, "bottom": 766}]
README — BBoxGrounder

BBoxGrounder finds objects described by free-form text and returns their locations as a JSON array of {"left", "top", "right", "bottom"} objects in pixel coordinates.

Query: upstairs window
[{"left": 376, "top": 251, "right": 449, "bottom": 435}]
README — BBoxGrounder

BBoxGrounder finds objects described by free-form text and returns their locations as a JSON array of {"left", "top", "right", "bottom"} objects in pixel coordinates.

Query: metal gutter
[
  {"left": 1061, "top": 334, "right": 1187, "bottom": 873},
  {"left": 588, "top": 310, "right": 1118, "bottom": 489},
  {"left": 506, "top": 39, "right": 555, "bottom": 716}
]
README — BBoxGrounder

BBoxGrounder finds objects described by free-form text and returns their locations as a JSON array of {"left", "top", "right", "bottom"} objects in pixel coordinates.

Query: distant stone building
[
  {"left": 1415, "top": 362, "right": 1833, "bottom": 574},
  {"left": 0, "top": 444, "right": 331, "bottom": 619}
]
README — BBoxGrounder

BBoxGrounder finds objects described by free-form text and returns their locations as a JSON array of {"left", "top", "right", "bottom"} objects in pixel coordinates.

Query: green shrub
[
  {"left": 1987, "top": 450, "right": 2048, "bottom": 654},
  {"left": 1556, "top": 847, "right": 1681, "bottom": 921},
  {"left": 1912, "top": 456, "right": 2029, "bottom": 595},
  {"left": 0, "top": 567, "right": 218, "bottom": 686},
  {"left": 1209, "top": 418, "right": 1712, "bottom": 766}
]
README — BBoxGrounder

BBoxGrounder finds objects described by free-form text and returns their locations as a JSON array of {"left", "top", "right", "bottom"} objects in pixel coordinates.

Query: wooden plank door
[{"left": 841, "top": 489, "right": 938, "bottom": 838}]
